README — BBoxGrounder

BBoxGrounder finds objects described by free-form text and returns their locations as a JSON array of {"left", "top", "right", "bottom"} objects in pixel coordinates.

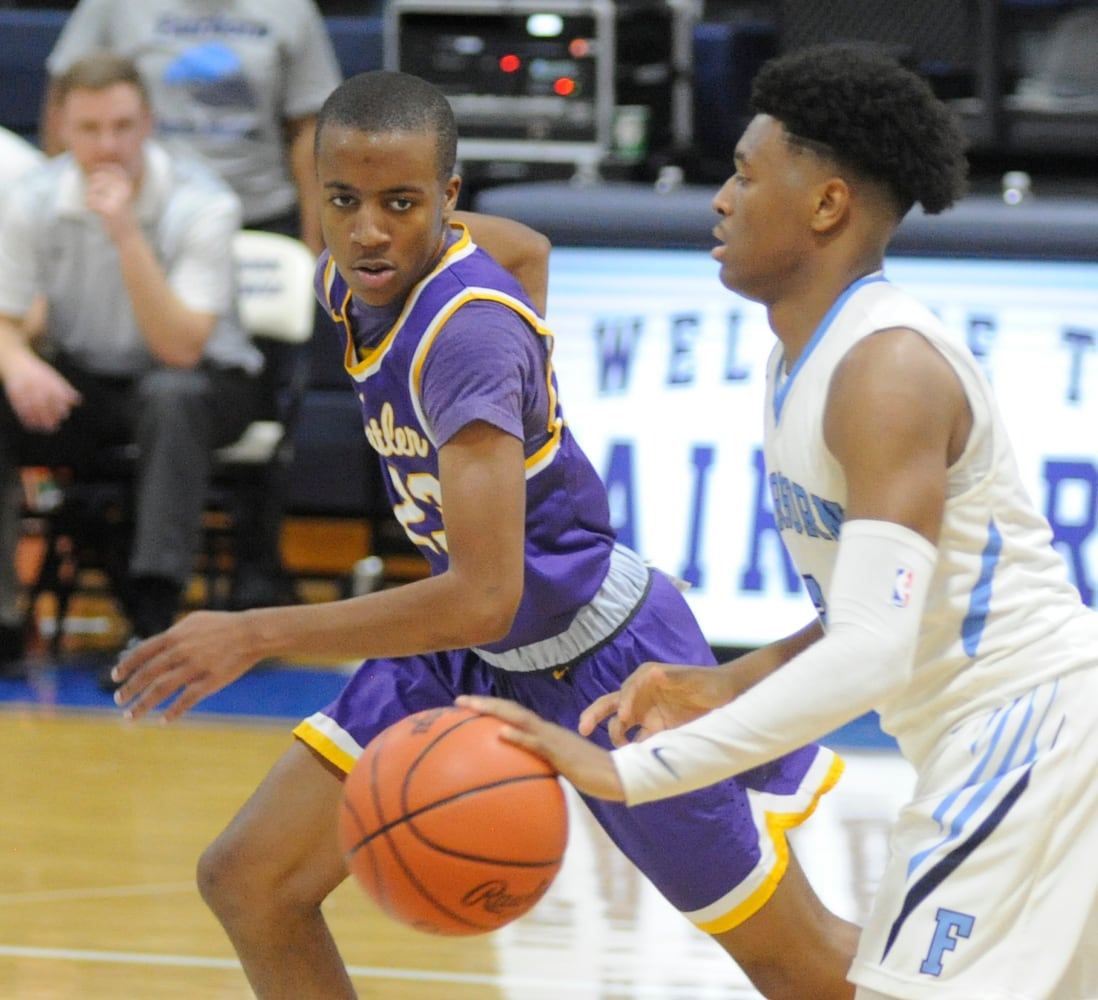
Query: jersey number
[{"left": 387, "top": 465, "right": 447, "bottom": 554}]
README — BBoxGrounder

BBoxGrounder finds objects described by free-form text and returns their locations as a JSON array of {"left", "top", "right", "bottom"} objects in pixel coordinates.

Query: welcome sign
[{"left": 544, "top": 248, "right": 1098, "bottom": 648}]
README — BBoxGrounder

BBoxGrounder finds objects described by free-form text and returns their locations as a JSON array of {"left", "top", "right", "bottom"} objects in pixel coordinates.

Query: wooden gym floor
[{"left": 0, "top": 655, "right": 915, "bottom": 1000}]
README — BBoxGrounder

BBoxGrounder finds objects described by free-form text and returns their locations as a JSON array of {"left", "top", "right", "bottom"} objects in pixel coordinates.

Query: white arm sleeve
[{"left": 613, "top": 519, "right": 937, "bottom": 805}]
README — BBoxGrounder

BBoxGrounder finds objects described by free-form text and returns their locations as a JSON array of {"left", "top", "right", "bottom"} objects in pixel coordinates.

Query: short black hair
[
  {"left": 315, "top": 70, "right": 458, "bottom": 182},
  {"left": 750, "top": 44, "right": 968, "bottom": 216}
]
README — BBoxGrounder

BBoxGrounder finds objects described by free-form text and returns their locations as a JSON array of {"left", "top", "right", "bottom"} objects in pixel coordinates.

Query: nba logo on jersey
[{"left": 892, "top": 567, "right": 915, "bottom": 608}]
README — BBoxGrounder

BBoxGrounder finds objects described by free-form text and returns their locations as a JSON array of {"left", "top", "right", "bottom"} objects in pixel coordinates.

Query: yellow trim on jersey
[
  {"left": 292, "top": 718, "right": 357, "bottom": 775},
  {"left": 344, "top": 223, "right": 477, "bottom": 382},
  {"left": 409, "top": 287, "right": 544, "bottom": 395},
  {"left": 322, "top": 255, "right": 347, "bottom": 320},
  {"left": 320, "top": 255, "right": 358, "bottom": 372},
  {"left": 693, "top": 752, "right": 846, "bottom": 934},
  {"left": 527, "top": 415, "right": 565, "bottom": 476},
  {"left": 407, "top": 286, "right": 563, "bottom": 473},
  {"left": 531, "top": 322, "right": 564, "bottom": 476}
]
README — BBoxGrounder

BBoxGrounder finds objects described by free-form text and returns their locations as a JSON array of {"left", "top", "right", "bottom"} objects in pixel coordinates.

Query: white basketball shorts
[{"left": 849, "top": 667, "right": 1098, "bottom": 999}]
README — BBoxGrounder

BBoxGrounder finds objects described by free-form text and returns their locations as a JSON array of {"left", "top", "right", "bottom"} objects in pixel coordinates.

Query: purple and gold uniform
[{"left": 293, "top": 224, "right": 843, "bottom": 929}]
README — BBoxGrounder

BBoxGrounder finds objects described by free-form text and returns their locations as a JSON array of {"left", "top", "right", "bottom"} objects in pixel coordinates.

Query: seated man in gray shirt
[
  {"left": 43, "top": 0, "right": 346, "bottom": 609},
  {"left": 0, "top": 53, "right": 266, "bottom": 682}
]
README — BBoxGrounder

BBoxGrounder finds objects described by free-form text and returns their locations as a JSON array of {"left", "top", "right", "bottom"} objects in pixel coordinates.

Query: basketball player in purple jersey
[{"left": 113, "top": 70, "right": 857, "bottom": 999}]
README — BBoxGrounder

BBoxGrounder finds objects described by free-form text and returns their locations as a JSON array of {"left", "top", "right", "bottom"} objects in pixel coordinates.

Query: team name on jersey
[
  {"left": 364, "top": 402, "right": 430, "bottom": 459},
  {"left": 768, "top": 471, "right": 844, "bottom": 541}
]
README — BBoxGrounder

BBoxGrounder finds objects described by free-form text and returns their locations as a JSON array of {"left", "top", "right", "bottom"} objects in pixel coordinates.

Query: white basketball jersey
[{"left": 764, "top": 273, "right": 1098, "bottom": 767}]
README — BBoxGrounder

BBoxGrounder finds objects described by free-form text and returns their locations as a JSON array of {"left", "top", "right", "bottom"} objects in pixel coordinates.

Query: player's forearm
[
  {"left": 612, "top": 520, "right": 936, "bottom": 804},
  {"left": 236, "top": 570, "right": 520, "bottom": 664},
  {"left": 613, "top": 625, "right": 888, "bottom": 806}
]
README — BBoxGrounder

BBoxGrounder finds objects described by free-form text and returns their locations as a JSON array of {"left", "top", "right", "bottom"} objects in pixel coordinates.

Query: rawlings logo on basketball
[
  {"left": 409, "top": 707, "right": 450, "bottom": 734},
  {"left": 463, "top": 879, "right": 551, "bottom": 915}
]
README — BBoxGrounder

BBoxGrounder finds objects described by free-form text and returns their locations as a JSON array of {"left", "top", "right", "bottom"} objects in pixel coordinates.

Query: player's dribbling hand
[{"left": 456, "top": 695, "right": 626, "bottom": 802}]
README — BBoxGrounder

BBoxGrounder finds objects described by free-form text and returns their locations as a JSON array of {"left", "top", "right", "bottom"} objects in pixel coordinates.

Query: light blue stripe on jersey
[
  {"left": 773, "top": 271, "right": 887, "bottom": 423},
  {"left": 906, "top": 680, "right": 1059, "bottom": 878},
  {"left": 962, "top": 518, "right": 1001, "bottom": 657}
]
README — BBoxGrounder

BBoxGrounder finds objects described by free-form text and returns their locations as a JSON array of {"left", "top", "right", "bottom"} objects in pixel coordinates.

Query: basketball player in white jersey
[{"left": 461, "top": 43, "right": 1098, "bottom": 999}]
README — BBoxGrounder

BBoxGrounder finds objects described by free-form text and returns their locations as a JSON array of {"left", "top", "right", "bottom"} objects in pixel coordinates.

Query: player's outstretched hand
[
  {"left": 111, "top": 610, "right": 262, "bottom": 723},
  {"left": 456, "top": 695, "right": 626, "bottom": 802},
  {"left": 579, "top": 661, "right": 737, "bottom": 746}
]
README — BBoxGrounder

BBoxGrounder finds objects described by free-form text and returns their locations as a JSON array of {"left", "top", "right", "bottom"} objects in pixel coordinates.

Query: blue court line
[
  {"left": 0, "top": 656, "right": 897, "bottom": 751},
  {"left": 0, "top": 656, "right": 348, "bottom": 721}
]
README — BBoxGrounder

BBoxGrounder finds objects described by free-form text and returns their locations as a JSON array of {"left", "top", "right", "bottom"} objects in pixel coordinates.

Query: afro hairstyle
[{"left": 750, "top": 43, "right": 969, "bottom": 215}]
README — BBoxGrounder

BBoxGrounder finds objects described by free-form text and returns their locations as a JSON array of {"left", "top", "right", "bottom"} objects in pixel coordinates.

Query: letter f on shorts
[{"left": 920, "top": 907, "right": 975, "bottom": 976}]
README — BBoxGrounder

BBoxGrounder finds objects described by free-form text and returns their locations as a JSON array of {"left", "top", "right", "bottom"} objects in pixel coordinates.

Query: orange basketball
[{"left": 338, "top": 705, "right": 569, "bottom": 936}]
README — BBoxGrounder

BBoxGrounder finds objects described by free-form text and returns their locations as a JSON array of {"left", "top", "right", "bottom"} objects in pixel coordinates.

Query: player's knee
[
  {"left": 196, "top": 834, "right": 248, "bottom": 917},
  {"left": 197, "top": 825, "right": 329, "bottom": 928}
]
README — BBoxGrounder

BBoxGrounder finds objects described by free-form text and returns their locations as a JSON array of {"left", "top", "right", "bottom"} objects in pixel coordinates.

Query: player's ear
[
  {"left": 811, "top": 177, "right": 850, "bottom": 234},
  {"left": 443, "top": 174, "right": 461, "bottom": 216}
]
